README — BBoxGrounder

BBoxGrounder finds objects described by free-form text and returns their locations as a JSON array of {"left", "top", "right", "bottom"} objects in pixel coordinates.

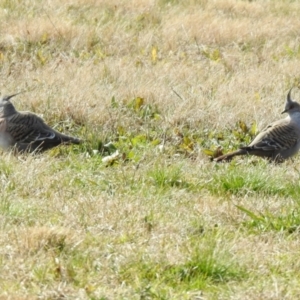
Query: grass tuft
[{"left": 120, "top": 232, "right": 247, "bottom": 296}]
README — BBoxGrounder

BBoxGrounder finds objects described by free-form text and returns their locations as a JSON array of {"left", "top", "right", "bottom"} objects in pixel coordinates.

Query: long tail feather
[{"left": 214, "top": 149, "right": 247, "bottom": 162}]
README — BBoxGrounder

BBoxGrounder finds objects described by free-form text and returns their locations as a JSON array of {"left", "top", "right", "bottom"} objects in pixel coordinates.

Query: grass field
[{"left": 1, "top": 0, "right": 300, "bottom": 298}]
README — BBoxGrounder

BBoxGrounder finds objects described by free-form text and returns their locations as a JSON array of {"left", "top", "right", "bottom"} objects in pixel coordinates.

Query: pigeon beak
[{"left": 281, "top": 109, "right": 288, "bottom": 114}]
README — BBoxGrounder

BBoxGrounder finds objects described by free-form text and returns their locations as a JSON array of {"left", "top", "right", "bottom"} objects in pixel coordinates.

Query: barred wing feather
[
  {"left": 247, "top": 122, "right": 298, "bottom": 151},
  {"left": 7, "top": 113, "right": 56, "bottom": 143}
]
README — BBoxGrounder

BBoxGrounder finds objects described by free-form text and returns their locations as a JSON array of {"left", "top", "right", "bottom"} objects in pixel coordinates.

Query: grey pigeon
[
  {"left": 215, "top": 88, "right": 300, "bottom": 163},
  {"left": 0, "top": 92, "right": 81, "bottom": 152}
]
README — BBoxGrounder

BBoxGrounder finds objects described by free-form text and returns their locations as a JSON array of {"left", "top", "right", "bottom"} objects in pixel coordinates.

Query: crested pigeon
[
  {"left": 0, "top": 92, "right": 81, "bottom": 153},
  {"left": 215, "top": 88, "right": 300, "bottom": 163}
]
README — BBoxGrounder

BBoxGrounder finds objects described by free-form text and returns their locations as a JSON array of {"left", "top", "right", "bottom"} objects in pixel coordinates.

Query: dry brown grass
[{"left": 1, "top": 0, "right": 300, "bottom": 298}]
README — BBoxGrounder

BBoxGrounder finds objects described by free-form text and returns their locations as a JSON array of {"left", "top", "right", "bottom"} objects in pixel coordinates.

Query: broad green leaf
[
  {"left": 250, "top": 122, "right": 257, "bottom": 136},
  {"left": 135, "top": 97, "right": 144, "bottom": 111},
  {"left": 203, "top": 149, "right": 214, "bottom": 157},
  {"left": 238, "top": 120, "right": 248, "bottom": 133},
  {"left": 151, "top": 139, "right": 161, "bottom": 146}
]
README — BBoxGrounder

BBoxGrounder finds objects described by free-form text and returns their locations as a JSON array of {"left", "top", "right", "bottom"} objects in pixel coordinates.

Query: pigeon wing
[
  {"left": 7, "top": 113, "right": 56, "bottom": 143},
  {"left": 245, "top": 121, "right": 298, "bottom": 152}
]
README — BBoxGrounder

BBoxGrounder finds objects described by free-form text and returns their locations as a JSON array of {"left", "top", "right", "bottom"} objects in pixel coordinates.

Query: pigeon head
[
  {"left": 282, "top": 88, "right": 300, "bottom": 115},
  {"left": 0, "top": 93, "right": 22, "bottom": 117}
]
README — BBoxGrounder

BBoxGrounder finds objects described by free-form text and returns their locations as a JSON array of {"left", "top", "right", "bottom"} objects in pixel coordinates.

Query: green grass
[
  {"left": 120, "top": 230, "right": 247, "bottom": 297},
  {"left": 237, "top": 205, "right": 300, "bottom": 233},
  {"left": 2, "top": 0, "right": 300, "bottom": 298},
  {"left": 206, "top": 163, "right": 300, "bottom": 199}
]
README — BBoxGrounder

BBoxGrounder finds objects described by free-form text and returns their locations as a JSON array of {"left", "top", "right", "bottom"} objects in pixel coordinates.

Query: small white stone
[{"left": 102, "top": 150, "right": 120, "bottom": 163}]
